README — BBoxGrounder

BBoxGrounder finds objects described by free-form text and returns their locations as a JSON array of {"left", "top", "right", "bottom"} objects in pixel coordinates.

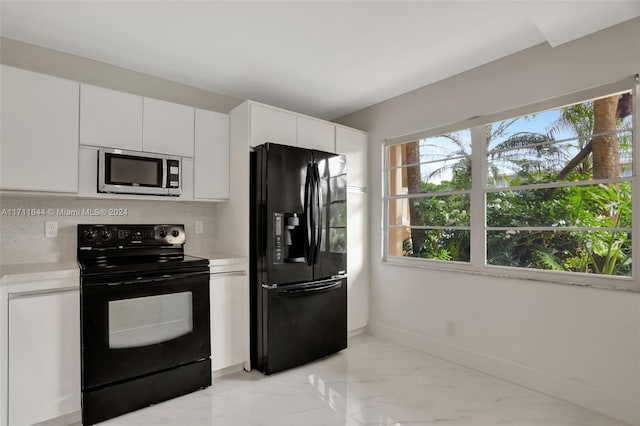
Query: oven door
[{"left": 81, "top": 269, "right": 210, "bottom": 390}]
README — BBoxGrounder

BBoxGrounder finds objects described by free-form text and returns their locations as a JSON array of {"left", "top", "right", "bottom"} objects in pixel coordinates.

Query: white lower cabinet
[
  {"left": 8, "top": 287, "right": 80, "bottom": 426},
  {"left": 210, "top": 268, "right": 249, "bottom": 372}
]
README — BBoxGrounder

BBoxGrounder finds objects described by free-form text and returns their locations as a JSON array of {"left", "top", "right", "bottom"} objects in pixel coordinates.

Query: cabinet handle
[{"left": 8, "top": 286, "right": 79, "bottom": 299}]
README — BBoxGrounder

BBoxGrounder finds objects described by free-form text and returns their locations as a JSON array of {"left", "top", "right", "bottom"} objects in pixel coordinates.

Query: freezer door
[
  {"left": 313, "top": 151, "right": 347, "bottom": 280},
  {"left": 258, "top": 277, "right": 347, "bottom": 374}
]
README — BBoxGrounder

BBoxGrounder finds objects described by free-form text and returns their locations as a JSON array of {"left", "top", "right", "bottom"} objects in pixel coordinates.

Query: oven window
[
  {"left": 108, "top": 292, "right": 193, "bottom": 349},
  {"left": 107, "top": 154, "right": 162, "bottom": 186}
]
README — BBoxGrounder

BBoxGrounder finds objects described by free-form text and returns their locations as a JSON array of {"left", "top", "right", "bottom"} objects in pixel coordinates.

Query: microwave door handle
[{"left": 162, "top": 159, "right": 168, "bottom": 192}]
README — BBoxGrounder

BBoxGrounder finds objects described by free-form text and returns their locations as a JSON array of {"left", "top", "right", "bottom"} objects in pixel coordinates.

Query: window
[{"left": 384, "top": 79, "right": 637, "bottom": 291}]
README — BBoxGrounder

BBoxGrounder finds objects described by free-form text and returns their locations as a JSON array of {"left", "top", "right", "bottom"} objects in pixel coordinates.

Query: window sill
[{"left": 381, "top": 256, "right": 639, "bottom": 293}]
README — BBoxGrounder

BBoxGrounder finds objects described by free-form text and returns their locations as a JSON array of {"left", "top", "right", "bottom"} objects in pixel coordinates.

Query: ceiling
[{"left": 1, "top": 1, "right": 638, "bottom": 120}]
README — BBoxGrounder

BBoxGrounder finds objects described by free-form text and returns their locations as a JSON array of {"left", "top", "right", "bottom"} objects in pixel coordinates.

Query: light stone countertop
[
  {"left": 188, "top": 252, "right": 247, "bottom": 273},
  {"left": 0, "top": 260, "right": 80, "bottom": 292}
]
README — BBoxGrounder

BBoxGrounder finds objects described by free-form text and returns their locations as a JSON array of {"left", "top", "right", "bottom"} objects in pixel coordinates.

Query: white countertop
[
  {"left": 0, "top": 260, "right": 80, "bottom": 292},
  {"left": 188, "top": 252, "right": 247, "bottom": 271}
]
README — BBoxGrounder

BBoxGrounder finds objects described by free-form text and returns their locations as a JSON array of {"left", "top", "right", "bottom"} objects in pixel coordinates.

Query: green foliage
[{"left": 484, "top": 181, "right": 632, "bottom": 276}]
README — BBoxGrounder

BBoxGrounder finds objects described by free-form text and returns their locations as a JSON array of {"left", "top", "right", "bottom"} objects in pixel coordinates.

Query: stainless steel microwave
[{"left": 98, "top": 149, "right": 181, "bottom": 196}]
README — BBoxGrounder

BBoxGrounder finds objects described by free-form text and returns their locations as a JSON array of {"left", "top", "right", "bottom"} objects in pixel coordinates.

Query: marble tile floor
[{"left": 95, "top": 334, "right": 629, "bottom": 426}]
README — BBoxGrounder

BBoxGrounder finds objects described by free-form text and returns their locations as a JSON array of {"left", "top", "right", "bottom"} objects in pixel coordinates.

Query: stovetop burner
[{"left": 77, "top": 224, "right": 208, "bottom": 276}]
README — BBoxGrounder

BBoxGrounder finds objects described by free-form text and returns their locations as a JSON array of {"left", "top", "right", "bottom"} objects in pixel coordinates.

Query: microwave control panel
[{"left": 167, "top": 159, "right": 180, "bottom": 188}]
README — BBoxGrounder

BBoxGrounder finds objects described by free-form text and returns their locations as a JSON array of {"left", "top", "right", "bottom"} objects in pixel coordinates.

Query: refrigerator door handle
[
  {"left": 274, "top": 277, "right": 344, "bottom": 296},
  {"left": 278, "top": 280, "right": 342, "bottom": 297},
  {"left": 262, "top": 274, "right": 347, "bottom": 290},
  {"left": 304, "top": 163, "right": 314, "bottom": 265},
  {"left": 313, "top": 162, "right": 323, "bottom": 265}
]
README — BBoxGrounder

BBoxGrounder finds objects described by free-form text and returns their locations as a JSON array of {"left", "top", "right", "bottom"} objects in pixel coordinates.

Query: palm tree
[{"left": 547, "top": 93, "right": 631, "bottom": 183}]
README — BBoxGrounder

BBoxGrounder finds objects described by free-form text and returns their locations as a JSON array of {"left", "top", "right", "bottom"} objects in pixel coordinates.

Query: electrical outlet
[
  {"left": 195, "top": 220, "right": 204, "bottom": 234},
  {"left": 446, "top": 320, "right": 456, "bottom": 337},
  {"left": 45, "top": 221, "right": 58, "bottom": 238}
]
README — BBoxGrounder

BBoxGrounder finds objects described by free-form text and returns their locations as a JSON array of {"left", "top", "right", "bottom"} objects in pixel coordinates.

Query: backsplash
[{"left": 0, "top": 195, "right": 219, "bottom": 264}]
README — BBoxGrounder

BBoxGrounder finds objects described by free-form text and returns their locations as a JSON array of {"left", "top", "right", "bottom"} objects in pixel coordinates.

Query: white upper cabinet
[
  {"left": 336, "top": 126, "right": 368, "bottom": 188},
  {"left": 80, "top": 84, "right": 143, "bottom": 151},
  {"left": 143, "top": 97, "right": 195, "bottom": 157},
  {"left": 249, "top": 103, "right": 297, "bottom": 148},
  {"left": 296, "top": 116, "right": 335, "bottom": 152},
  {"left": 0, "top": 65, "right": 79, "bottom": 193},
  {"left": 194, "top": 109, "right": 230, "bottom": 200}
]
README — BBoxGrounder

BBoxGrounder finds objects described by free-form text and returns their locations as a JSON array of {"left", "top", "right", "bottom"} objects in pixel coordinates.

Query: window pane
[
  {"left": 488, "top": 131, "right": 632, "bottom": 188},
  {"left": 486, "top": 183, "right": 632, "bottom": 228},
  {"left": 487, "top": 91, "right": 633, "bottom": 189},
  {"left": 390, "top": 195, "right": 470, "bottom": 227},
  {"left": 487, "top": 230, "right": 631, "bottom": 276},
  {"left": 389, "top": 227, "right": 470, "bottom": 262},
  {"left": 388, "top": 131, "right": 472, "bottom": 195},
  {"left": 487, "top": 91, "right": 633, "bottom": 152}
]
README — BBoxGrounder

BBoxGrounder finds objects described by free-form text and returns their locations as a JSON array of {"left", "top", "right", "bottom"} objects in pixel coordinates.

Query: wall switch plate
[
  {"left": 45, "top": 221, "right": 58, "bottom": 238},
  {"left": 195, "top": 220, "right": 204, "bottom": 234}
]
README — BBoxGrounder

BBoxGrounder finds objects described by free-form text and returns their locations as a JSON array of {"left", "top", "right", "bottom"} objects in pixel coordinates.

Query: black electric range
[{"left": 77, "top": 224, "right": 211, "bottom": 425}]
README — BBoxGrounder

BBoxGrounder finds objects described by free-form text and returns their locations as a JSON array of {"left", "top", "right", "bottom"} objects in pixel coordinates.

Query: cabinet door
[
  {"left": 195, "top": 109, "right": 230, "bottom": 200},
  {"left": 0, "top": 65, "right": 79, "bottom": 193},
  {"left": 8, "top": 289, "right": 80, "bottom": 426},
  {"left": 297, "top": 116, "right": 335, "bottom": 152},
  {"left": 80, "top": 84, "right": 143, "bottom": 151},
  {"left": 249, "top": 103, "right": 296, "bottom": 148},
  {"left": 210, "top": 273, "right": 248, "bottom": 371},
  {"left": 181, "top": 157, "right": 195, "bottom": 201},
  {"left": 143, "top": 97, "right": 195, "bottom": 157},
  {"left": 347, "top": 190, "right": 369, "bottom": 332},
  {"left": 336, "top": 126, "right": 367, "bottom": 188}
]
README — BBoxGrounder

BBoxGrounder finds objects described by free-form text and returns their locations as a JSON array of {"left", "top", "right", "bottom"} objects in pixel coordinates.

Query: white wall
[
  {"left": 0, "top": 37, "right": 242, "bottom": 114},
  {"left": 0, "top": 195, "right": 219, "bottom": 264},
  {"left": 336, "top": 18, "right": 640, "bottom": 425}
]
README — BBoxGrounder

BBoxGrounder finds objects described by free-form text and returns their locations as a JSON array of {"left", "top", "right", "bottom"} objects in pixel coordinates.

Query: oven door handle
[{"left": 105, "top": 271, "right": 208, "bottom": 287}]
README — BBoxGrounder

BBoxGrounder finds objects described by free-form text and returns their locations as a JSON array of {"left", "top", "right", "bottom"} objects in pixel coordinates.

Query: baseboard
[
  {"left": 348, "top": 326, "right": 366, "bottom": 338},
  {"left": 212, "top": 363, "right": 246, "bottom": 379},
  {"left": 367, "top": 322, "right": 639, "bottom": 425},
  {"left": 34, "top": 410, "right": 81, "bottom": 426}
]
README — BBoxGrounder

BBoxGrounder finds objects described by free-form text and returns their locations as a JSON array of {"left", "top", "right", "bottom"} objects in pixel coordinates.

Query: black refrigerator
[{"left": 250, "top": 142, "right": 348, "bottom": 374}]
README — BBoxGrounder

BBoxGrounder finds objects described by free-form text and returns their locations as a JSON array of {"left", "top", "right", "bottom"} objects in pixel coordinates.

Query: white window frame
[{"left": 382, "top": 76, "right": 639, "bottom": 292}]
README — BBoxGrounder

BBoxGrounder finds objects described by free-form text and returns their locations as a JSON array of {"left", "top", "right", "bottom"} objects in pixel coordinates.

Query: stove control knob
[
  {"left": 85, "top": 230, "right": 97, "bottom": 241},
  {"left": 171, "top": 229, "right": 180, "bottom": 238},
  {"left": 101, "top": 230, "right": 112, "bottom": 241},
  {"left": 159, "top": 228, "right": 168, "bottom": 238}
]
